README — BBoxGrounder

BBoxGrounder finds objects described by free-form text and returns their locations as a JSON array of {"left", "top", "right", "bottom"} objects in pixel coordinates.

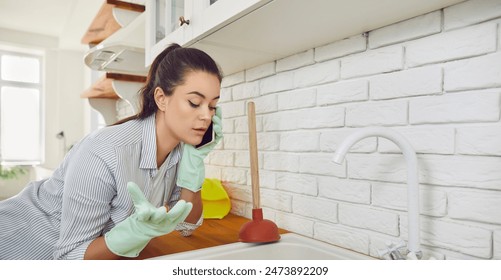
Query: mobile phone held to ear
[{"left": 196, "top": 122, "right": 214, "bottom": 149}]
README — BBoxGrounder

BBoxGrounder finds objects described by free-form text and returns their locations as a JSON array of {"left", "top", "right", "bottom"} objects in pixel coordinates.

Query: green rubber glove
[
  {"left": 177, "top": 106, "right": 223, "bottom": 192},
  {"left": 104, "top": 182, "right": 193, "bottom": 258}
]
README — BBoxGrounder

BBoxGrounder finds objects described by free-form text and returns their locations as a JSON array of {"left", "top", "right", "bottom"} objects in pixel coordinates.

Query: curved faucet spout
[{"left": 332, "top": 127, "right": 421, "bottom": 257}]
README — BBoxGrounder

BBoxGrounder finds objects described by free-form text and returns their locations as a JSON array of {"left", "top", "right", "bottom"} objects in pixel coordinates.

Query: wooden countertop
[{"left": 134, "top": 213, "right": 288, "bottom": 260}]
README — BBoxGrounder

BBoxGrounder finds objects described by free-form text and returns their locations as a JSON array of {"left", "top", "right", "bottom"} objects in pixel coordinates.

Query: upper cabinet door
[
  {"left": 145, "top": 0, "right": 269, "bottom": 66},
  {"left": 146, "top": 0, "right": 193, "bottom": 65}
]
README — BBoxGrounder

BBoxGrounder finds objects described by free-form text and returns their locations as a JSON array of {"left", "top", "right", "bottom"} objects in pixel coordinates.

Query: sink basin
[{"left": 148, "top": 233, "right": 375, "bottom": 260}]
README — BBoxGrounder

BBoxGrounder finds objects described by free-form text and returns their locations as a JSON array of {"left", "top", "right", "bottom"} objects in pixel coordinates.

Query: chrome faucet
[{"left": 332, "top": 127, "right": 422, "bottom": 259}]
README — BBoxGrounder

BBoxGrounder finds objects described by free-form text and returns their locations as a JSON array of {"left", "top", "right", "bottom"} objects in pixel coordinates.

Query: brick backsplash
[{"left": 206, "top": 0, "right": 501, "bottom": 259}]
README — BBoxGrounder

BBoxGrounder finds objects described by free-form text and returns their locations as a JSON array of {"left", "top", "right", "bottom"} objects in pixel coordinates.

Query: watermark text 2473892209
[{"left": 172, "top": 266, "right": 329, "bottom": 277}]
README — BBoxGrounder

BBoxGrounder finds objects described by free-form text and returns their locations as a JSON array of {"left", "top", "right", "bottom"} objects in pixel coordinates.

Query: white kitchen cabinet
[
  {"left": 146, "top": 0, "right": 465, "bottom": 75},
  {"left": 145, "top": 0, "right": 271, "bottom": 66}
]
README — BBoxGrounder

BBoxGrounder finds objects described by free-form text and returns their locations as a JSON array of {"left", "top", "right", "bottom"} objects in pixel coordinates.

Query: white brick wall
[
  {"left": 448, "top": 189, "right": 501, "bottom": 224},
  {"left": 346, "top": 100, "right": 407, "bottom": 127},
  {"left": 419, "top": 155, "right": 501, "bottom": 189},
  {"left": 405, "top": 22, "right": 497, "bottom": 67},
  {"left": 299, "top": 153, "right": 346, "bottom": 177},
  {"left": 277, "top": 88, "right": 317, "bottom": 110},
  {"left": 444, "top": 52, "right": 501, "bottom": 91},
  {"left": 495, "top": 230, "right": 501, "bottom": 259},
  {"left": 314, "top": 222, "right": 370, "bottom": 254},
  {"left": 457, "top": 125, "right": 501, "bottom": 155},
  {"left": 319, "top": 129, "right": 376, "bottom": 153},
  {"left": 317, "top": 79, "right": 368, "bottom": 105},
  {"left": 276, "top": 49, "right": 315, "bottom": 72},
  {"left": 369, "top": 11, "right": 442, "bottom": 49},
  {"left": 276, "top": 172, "right": 318, "bottom": 196},
  {"left": 293, "top": 59, "right": 340, "bottom": 88},
  {"left": 401, "top": 216, "right": 492, "bottom": 258},
  {"left": 275, "top": 212, "right": 314, "bottom": 237},
  {"left": 444, "top": 0, "right": 501, "bottom": 30},
  {"left": 263, "top": 153, "right": 299, "bottom": 172},
  {"left": 409, "top": 90, "right": 501, "bottom": 124},
  {"left": 371, "top": 182, "right": 447, "bottom": 217},
  {"left": 369, "top": 65, "right": 442, "bottom": 100},
  {"left": 212, "top": 0, "right": 501, "bottom": 259},
  {"left": 260, "top": 72, "right": 294, "bottom": 95},
  {"left": 318, "top": 176, "right": 371, "bottom": 204},
  {"left": 315, "top": 35, "right": 366, "bottom": 62},
  {"left": 293, "top": 195, "right": 338, "bottom": 223},
  {"left": 245, "top": 62, "right": 275, "bottom": 82},
  {"left": 341, "top": 45, "right": 403, "bottom": 79},
  {"left": 279, "top": 131, "right": 319, "bottom": 152},
  {"left": 339, "top": 204, "right": 399, "bottom": 236},
  {"left": 378, "top": 126, "right": 455, "bottom": 154},
  {"left": 260, "top": 189, "right": 292, "bottom": 212}
]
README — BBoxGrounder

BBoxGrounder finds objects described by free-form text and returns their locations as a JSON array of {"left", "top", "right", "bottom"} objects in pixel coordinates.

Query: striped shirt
[{"left": 0, "top": 114, "right": 186, "bottom": 259}]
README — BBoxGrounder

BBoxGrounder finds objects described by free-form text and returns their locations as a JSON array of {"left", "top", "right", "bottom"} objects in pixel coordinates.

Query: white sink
[{"left": 148, "top": 233, "right": 375, "bottom": 260}]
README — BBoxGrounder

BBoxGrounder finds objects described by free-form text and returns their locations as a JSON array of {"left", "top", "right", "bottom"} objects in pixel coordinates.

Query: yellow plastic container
[{"left": 201, "top": 178, "right": 231, "bottom": 219}]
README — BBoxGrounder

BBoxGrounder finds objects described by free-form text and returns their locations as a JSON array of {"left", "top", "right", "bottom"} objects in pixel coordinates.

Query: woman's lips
[{"left": 193, "top": 128, "right": 207, "bottom": 136}]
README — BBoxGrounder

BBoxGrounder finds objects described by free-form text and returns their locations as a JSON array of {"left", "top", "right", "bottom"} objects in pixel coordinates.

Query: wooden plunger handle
[{"left": 247, "top": 101, "right": 260, "bottom": 209}]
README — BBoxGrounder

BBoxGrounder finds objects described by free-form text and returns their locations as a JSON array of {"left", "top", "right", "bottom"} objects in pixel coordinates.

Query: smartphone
[{"left": 196, "top": 122, "right": 214, "bottom": 149}]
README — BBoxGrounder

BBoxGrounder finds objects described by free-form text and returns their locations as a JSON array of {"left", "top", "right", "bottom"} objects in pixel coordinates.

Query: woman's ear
[{"left": 154, "top": 87, "right": 167, "bottom": 111}]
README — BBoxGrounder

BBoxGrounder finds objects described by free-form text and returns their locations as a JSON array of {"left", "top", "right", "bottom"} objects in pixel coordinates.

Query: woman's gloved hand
[
  {"left": 104, "top": 182, "right": 193, "bottom": 258},
  {"left": 177, "top": 106, "right": 223, "bottom": 192}
]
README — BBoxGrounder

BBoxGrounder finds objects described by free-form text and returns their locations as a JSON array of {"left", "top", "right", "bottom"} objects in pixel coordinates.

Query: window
[{"left": 0, "top": 47, "right": 44, "bottom": 165}]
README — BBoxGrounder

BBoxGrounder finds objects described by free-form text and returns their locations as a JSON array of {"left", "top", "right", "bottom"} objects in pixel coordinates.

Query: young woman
[{"left": 0, "top": 43, "right": 223, "bottom": 259}]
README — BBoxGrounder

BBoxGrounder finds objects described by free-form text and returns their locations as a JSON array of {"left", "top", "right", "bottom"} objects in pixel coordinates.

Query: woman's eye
[
  {"left": 209, "top": 106, "right": 217, "bottom": 111},
  {"left": 189, "top": 101, "right": 200, "bottom": 108}
]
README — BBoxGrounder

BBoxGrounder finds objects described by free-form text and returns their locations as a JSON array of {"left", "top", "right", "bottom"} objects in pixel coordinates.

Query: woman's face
[{"left": 159, "top": 70, "right": 221, "bottom": 146}]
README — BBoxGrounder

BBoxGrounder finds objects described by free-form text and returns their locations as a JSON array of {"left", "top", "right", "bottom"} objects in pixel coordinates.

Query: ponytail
[{"left": 136, "top": 44, "right": 181, "bottom": 120}]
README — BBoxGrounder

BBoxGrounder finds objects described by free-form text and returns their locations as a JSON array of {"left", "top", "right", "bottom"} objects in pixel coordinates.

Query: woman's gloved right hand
[
  {"left": 176, "top": 106, "right": 223, "bottom": 192},
  {"left": 104, "top": 182, "right": 193, "bottom": 258}
]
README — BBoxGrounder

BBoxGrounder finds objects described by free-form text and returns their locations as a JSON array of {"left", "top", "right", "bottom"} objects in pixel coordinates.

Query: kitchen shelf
[
  {"left": 106, "top": 72, "right": 146, "bottom": 83},
  {"left": 108, "top": 0, "right": 145, "bottom": 12},
  {"left": 81, "top": 1, "right": 146, "bottom": 125},
  {"left": 81, "top": 72, "right": 145, "bottom": 99},
  {"left": 109, "top": 73, "right": 145, "bottom": 114},
  {"left": 88, "top": 98, "right": 119, "bottom": 125},
  {"left": 81, "top": 74, "right": 119, "bottom": 99},
  {"left": 81, "top": 0, "right": 145, "bottom": 45},
  {"left": 81, "top": 72, "right": 145, "bottom": 125}
]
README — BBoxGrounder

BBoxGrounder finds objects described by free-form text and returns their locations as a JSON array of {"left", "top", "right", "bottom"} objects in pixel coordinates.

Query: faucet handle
[
  {"left": 377, "top": 240, "right": 407, "bottom": 259},
  {"left": 377, "top": 242, "right": 394, "bottom": 258},
  {"left": 377, "top": 248, "right": 391, "bottom": 258}
]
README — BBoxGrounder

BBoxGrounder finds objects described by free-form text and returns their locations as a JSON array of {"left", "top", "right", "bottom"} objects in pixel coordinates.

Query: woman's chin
[{"left": 183, "top": 137, "right": 203, "bottom": 146}]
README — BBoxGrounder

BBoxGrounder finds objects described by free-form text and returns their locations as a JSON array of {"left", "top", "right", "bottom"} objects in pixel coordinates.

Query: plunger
[{"left": 238, "top": 101, "right": 281, "bottom": 243}]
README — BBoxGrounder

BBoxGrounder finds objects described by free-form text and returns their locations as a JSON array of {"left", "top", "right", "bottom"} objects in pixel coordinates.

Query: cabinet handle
[{"left": 179, "top": 16, "right": 190, "bottom": 26}]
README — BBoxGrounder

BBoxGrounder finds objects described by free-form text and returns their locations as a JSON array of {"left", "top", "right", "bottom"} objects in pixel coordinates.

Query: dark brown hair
[{"left": 115, "top": 43, "right": 222, "bottom": 124}]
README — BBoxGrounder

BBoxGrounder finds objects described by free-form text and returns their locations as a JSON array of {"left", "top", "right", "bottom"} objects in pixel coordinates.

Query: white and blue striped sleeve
[{"left": 53, "top": 144, "right": 117, "bottom": 259}]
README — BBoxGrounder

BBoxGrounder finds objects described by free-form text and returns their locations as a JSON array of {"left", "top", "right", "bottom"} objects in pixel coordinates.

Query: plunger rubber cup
[{"left": 238, "top": 208, "right": 281, "bottom": 243}]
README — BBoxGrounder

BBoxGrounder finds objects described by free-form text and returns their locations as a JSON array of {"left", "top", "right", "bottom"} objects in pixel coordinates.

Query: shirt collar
[{"left": 139, "top": 113, "right": 181, "bottom": 170}]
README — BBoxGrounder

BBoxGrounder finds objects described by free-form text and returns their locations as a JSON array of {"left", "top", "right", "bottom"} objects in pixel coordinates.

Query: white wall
[
  {"left": 0, "top": 29, "right": 89, "bottom": 173},
  {"left": 208, "top": 0, "right": 501, "bottom": 260},
  {"left": 44, "top": 49, "right": 89, "bottom": 169}
]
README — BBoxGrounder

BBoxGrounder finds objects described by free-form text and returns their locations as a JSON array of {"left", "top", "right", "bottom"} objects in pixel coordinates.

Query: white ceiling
[{"left": 0, "top": 0, "right": 103, "bottom": 50}]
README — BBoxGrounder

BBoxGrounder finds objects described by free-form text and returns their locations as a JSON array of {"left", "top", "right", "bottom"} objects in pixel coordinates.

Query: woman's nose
[{"left": 200, "top": 107, "right": 212, "bottom": 121}]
